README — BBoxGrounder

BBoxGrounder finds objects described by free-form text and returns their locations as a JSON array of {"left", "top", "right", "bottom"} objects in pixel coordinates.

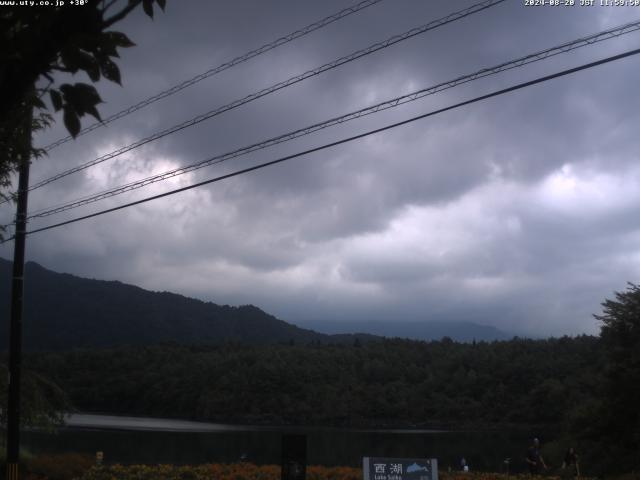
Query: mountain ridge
[
  {"left": 0, "top": 258, "right": 363, "bottom": 350},
  {"left": 0, "top": 258, "right": 510, "bottom": 350},
  {"left": 300, "top": 319, "right": 513, "bottom": 342}
]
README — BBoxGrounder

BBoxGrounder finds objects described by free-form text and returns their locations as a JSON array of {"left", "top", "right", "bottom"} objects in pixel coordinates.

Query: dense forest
[
  {"left": 25, "top": 336, "right": 601, "bottom": 429},
  {"left": 21, "top": 314, "right": 639, "bottom": 475}
]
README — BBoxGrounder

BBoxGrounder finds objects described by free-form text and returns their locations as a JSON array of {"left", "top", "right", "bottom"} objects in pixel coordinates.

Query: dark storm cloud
[{"left": 2, "top": 0, "right": 640, "bottom": 336}]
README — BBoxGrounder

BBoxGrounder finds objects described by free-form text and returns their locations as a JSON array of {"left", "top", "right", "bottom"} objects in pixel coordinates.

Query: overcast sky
[{"left": 2, "top": 0, "right": 640, "bottom": 336}]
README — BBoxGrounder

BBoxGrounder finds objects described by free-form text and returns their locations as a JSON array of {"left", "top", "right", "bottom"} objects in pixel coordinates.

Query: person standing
[
  {"left": 526, "top": 438, "right": 548, "bottom": 475},
  {"left": 562, "top": 447, "right": 580, "bottom": 478}
]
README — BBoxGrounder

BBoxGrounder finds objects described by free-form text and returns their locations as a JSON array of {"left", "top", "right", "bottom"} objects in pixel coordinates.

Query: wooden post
[{"left": 5, "top": 105, "right": 32, "bottom": 480}]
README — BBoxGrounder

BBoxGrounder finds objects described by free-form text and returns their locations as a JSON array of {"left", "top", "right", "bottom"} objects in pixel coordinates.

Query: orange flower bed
[{"left": 75, "top": 463, "right": 573, "bottom": 480}]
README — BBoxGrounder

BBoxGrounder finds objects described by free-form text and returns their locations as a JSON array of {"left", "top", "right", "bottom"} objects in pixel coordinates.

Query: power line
[
  {"left": 12, "top": 46, "right": 639, "bottom": 241},
  {"left": 41, "top": 0, "right": 387, "bottom": 152},
  {"left": 26, "top": 0, "right": 506, "bottom": 193},
  {"left": 25, "top": 19, "right": 640, "bottom": 220}
]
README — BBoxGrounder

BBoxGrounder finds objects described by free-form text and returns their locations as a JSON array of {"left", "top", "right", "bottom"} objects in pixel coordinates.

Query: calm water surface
[{"left": 22, "top": 414, "right": 547, "bottom": 472}]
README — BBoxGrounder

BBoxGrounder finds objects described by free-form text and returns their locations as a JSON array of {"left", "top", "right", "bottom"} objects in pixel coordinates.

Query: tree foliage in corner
[
  {"left": 592, "top": 283, "right": 640, "bottom": 469},
  {"left": 0, "top": 0, "right": 166, "bottom": 200},
  {"left": 0, "top": 364, "right": 70, "bottom": 431},
  {"left": 0, "top": 0, "right": 166, "bottom": 424}
]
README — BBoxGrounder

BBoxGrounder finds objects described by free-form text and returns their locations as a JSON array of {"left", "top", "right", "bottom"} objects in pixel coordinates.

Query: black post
[
  {"left": 5, "top": 118, "right": 31, "bottom": 480},
  {"left": 281, "top": 434, "right": 307, "bottom": 480}
]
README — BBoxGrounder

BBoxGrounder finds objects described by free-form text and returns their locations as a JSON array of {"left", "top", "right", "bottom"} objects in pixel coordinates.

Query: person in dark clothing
[
  {"left": 562, "top": 447, "right": 580, "bottom": 477},
  {"left": 526, "top": 438, "right": 548, "bottom": 475}
]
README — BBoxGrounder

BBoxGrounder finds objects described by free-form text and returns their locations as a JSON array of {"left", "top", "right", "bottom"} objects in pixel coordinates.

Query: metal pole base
[{"left": 6, "top": 462, "right": 20, "bottom": 480}]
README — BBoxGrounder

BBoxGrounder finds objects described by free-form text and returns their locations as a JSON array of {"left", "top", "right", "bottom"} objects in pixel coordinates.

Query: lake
[{"left": 22, "top": 414, "right": 546, "bottom": 473}]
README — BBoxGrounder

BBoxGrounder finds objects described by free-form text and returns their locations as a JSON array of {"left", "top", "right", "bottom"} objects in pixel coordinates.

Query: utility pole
[{"left": 5, "top": 106, "right": 32, "bottom": 480}]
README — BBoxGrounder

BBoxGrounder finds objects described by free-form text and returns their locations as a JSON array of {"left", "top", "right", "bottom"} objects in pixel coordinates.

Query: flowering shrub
[
  {"left": 75, "top": 464, "right": 582, "bottom": 480},
  {"left": 441, "top": 475, "right": 557, "bottom": 480},
  {"left": 24, "top": 453, "right": 94, "bottom": 480},
  {"left": 78, "top": 463, "right": 271, "bottom": 480}
]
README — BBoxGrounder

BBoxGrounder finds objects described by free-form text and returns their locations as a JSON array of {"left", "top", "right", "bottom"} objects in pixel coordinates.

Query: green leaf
[
  {"left": 100, "top": 58, "right": 121, "bottom": 85},
  {"left": 142, "top": 0, "right": 153, "bottom": 18},
  {"left": 63, "top": 106, "right": 81, "bottom": 138},
  {"left": 59, "top": 48, "right": 80, "bottom": 74},
  {"left": 103, "top": 31, "right": 136, "bottom": 48},
  {"left": 156, "top": 0, "right": 166, "bottom": 11},
  {"left": 61, "top": 83, "right": 103, "bottom": 120},
  {"left": 32, "top": 96, "right": 46, "bottom": 110},
  {"left": 50, "top": 88, "right": 63, "bottom": 111},
  {"left": 59, "top": 84, "right": 73, "bottom": 97},
  {"left": 85, "top": 104, "right": 102, "bottom": 122},
  {"left": 98, "top": 38, "right": 120, "bottom": 58},
  {"left": 76, "top": 50, "right": 100, "bottom": 81},
  {"left": 74, "top": 33, "right": 101, "bottom": 54},
  {"left": 85, "top": 63, "right": 101, "bottom": 82},
  {"left": 73, "top": 83, "right": 102, "bottom": 105}
]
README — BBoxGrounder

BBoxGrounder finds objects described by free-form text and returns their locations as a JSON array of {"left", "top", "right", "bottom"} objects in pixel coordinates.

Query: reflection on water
[
  {"left": 23, "top": 414, "right": 547, "bottom": 472},
  {"left": 63, "top": 414, "right": 257, "bottom": 432}
]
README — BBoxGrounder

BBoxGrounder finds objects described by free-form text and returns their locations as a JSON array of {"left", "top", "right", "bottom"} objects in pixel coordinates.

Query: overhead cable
[
  {"left": 26, "top": 19, "right": 640, "bottom": 220},
  {"left": 11, "top": 46, "right": 639, "bottom": 240},
  {"left": 26, "top": 0, "right": 506, "bottom": 193},
  {"left": 42, "top": 0, "right": 387, "bottom": 151}
]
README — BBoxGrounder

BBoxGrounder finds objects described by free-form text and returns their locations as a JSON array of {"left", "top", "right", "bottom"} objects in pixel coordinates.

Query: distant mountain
[
  {"left": 0, "top": 259, "right": 375, "bottom": 350},
  {"left": 298, "top": 319, "right": 513, "bottom": 342}
]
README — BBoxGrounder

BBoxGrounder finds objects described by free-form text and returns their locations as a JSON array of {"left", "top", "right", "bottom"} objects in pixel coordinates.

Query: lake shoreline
[
  {"left": 62, "top": 413, "right": 450, "bottom": 434},
  {"left": 24, "top": 416, "right": 549, "bottom": 472},
  {"left": 65, "top": 411, "right": 545, "bottom": 434}
]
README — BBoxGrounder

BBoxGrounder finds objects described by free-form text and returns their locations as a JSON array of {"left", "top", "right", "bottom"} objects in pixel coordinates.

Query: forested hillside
[
  {"left": 0, "top": 259, "right": 511, "bottom": 348},
  {"left": 0, "top": 259, "right": 376, "bottom": 349},
  {"left": 25, "top": 336, "right": 601, "bottom": 428}
]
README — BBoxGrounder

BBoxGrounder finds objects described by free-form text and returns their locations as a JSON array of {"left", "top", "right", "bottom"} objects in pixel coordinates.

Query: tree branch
[
  {"left": 37, "top": 79, "right": 53, "bottom": 99},
  {"left": 101, "top": 0, "right": 120, "bottom": 14},
  {"left": 50, "top": 66, "right": 73, "bottom": 73},
  {"left": 103, "top": 0, "right": 142, "bottom": 28}
]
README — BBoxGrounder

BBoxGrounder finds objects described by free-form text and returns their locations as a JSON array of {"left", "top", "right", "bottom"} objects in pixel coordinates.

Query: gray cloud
[{"left": 3, "top": 0, "right": 640, "bottom": 338}]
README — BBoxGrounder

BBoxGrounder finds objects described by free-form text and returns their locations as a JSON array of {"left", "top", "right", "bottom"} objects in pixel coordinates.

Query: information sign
[{"left": 363, "top": 457, "right": 438, "bottom": 480}]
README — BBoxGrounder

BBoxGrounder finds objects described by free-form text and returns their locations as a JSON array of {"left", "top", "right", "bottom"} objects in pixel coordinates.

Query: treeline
[{"left": 24, "top": 336, "right": 601, "bottom": 428}]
